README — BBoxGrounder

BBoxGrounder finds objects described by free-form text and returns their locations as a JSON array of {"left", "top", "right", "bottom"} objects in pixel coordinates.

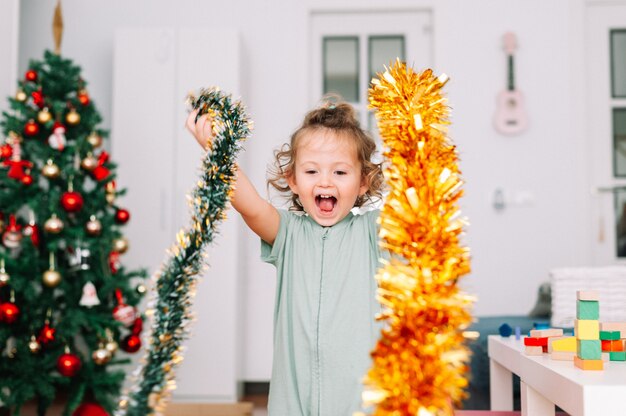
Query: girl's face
[{"left": 287, "top": 130, "right": 368, "bottom": 227}]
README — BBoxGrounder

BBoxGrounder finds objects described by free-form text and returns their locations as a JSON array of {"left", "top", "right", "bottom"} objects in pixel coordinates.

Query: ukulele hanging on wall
[{"left": 494, "top": 32, "right": 529, "bottom": 135}]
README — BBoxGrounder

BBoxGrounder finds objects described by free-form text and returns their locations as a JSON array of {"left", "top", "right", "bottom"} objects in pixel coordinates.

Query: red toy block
[{"left": 524, "top": 336, "right": 548, "bottom": 347}]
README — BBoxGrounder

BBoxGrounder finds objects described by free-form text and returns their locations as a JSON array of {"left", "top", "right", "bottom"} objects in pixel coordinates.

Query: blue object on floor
[
  {"left": 533, "top": 322, "right": 550, "bottom": 330},
  {"left": 499, "top": 323, "right": 513, "bottom": 337},
  {"left": 515, "top": 326, "right": 521, "bottom": 340}
]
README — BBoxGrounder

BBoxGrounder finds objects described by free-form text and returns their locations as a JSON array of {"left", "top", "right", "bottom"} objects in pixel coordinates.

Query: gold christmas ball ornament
[
  {"left": 42, "top": 269, "right": 62, "bottom": 288},
  {"left": 44, "top": 214, "right": 64, "bottom": 234},
  {"left": 87, "top": 132, "right": 102, "bottom": 148},
  {"left": 37, "top": 108, "right": 52, "bottom": 124},
  {"left": 28, "top": 336, "right": 41, "bottom": 354},
  {"left": 65, "top": 109, "right": 81, "bottom": 126},
  {"left": 85, "top": 215, "right": 102, "bottom": 236},
  {"left": 81, "top": 153, "right": 98, "bottom": 171},
  {"left": 112, "top": 237, "right": 129, "bottom": 254},
  {"left": 106, "top": 193, "right": 115, "bottom": 205},
  {"left": 15, "top": 90, "right": 27, "bottom": 102},
  {"left": 105, "top": 340, "right": 118, "bottom": 355},
  {"left": 92, "top": 345, "right": 112, "bottom": 365},
  {"left": 42, "top": 159, "right": 61, "bottom": 179},
  {"left": 136, "top": 284, "right": 147, "bottom": 295}
]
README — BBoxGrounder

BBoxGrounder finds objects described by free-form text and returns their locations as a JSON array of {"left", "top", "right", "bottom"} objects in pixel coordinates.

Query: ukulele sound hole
[
  {"left": 507, "top": 99, "right": 517, "bottom": 107},
  {"left": 506, "top": 120, "right": 517, "bottom": 126}
]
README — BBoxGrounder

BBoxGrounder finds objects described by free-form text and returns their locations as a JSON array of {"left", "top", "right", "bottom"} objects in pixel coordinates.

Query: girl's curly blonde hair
[{"left": 267, "top": 98, "right": 384, "bottom": 211}]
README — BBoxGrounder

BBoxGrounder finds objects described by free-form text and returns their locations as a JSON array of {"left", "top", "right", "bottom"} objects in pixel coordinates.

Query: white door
[
  {"left": 587, "top": 4, "right": 626, "bottom": 265},
  {"left": 310, "top": 10, "right": 432, "bottom": 147},
  {"left": 112, "top": 27, "right": 242, "bottom": 402}
]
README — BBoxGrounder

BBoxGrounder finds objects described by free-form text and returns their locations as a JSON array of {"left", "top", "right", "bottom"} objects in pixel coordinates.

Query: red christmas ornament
[
  {"left": 0, "top": 144, "right": 12, "bottom": 159},
  {"left": 109, "top": 251, "right": 120, "bottom": 274},
  {"left": 72, "top": 403, "right": 109, "bottom": 416},
  {"left": 91, "top": 152, "right": 110, "bottom": 181},
  {"left": 4, "top": 159, "right": 33, "bottom": 181},
  {"left": 114, "top": 208, "right": 130, "bottom": 224},
  {"left": 131, "top": 316, "right": 143, "bottom": 335},
  {"left": 61, "top": 191, "right": 84, "bottom": 213},
  {"left": 38, "top": 321, "right": 56, "bottom": 344},
  {"left": 0, "top": 302, "right": 20, "bottom": 324},
  {"left": 121, "top": 334, "right": 141, "bottom": 353},
  {"left": 24, "top": 120, "right": 40, "bottom": 136},
  {"left": 23, "top": 222, "right": 40, "bottom": 247},
  {"left": 77, "top": 91, "right": 90, "bottom": 106},
  {"left": 21, "top": 174, "right": 33, "bottom": 186},
  {"left": 112, "top": 289, "right": 136, "bottom": 326},
  {"left": 57, "top": 351, "right": 82, "bottom": 377},
  {"left": 32, "top": 90, "right": 45, "bottom": 108},
  {"left": 25, "top": 69, "right": 38, "bottom": 82}
]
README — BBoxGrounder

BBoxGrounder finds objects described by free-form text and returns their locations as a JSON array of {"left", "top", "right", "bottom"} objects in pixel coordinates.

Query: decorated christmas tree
[{"left": 0, "top": 48, "right": 146, "bottom": 415}]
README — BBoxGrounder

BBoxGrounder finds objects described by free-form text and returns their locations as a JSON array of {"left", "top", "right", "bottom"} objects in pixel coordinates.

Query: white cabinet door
[
  {"left": 112, "top": 27, "right": 242, "bottom": 402},
  {"left": 587, "top": 5, "right": 626, "bottom": 265}
]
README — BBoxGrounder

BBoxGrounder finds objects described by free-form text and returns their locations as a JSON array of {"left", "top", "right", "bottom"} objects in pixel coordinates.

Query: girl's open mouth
[{"left": 315, "top": 195, "right": 337, "bottom": 213}]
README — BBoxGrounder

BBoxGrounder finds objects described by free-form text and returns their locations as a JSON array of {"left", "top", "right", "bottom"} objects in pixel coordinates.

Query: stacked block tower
[{"left": 574, "top": 290, "right": 603, "bottom": 370}]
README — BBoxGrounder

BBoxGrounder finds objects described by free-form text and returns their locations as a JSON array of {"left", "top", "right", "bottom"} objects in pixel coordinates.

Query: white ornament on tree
[
  {"left": 79, "top": 281, "right": 100, "bottom": 307},
  {"left": 48, "top": 122, "right": 66, "bottom": 150}
]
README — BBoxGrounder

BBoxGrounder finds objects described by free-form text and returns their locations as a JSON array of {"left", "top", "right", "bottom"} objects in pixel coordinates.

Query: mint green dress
[{"left": 261, "top": 209, "right": 382, "bottom": 416}]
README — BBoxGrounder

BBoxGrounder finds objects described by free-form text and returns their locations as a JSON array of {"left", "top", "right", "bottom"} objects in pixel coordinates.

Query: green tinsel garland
[{"left": 116, "top": 88, "right": 251, "bottom": 415}]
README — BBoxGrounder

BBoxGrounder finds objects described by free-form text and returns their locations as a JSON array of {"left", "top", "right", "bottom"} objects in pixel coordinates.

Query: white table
[{"left": 488, "top": 335, "right": 626, "bottom": 416}]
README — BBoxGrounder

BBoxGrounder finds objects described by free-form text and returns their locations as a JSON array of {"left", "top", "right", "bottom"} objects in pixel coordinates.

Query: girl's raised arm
[{"left": 186, "top": 112, "right": 280, "bottom": 244}]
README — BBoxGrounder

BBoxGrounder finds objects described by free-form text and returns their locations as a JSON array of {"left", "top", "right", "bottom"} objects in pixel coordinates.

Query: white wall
[
  {"left": 16, "top": 0, "right": 591, "bottom": 381},
  {"left": 0, "top": 0, "right": 19, "bottom": 114}
]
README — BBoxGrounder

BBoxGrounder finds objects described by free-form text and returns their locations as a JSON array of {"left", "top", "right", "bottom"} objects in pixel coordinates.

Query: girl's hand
[{"left": 186, "top": 109, "right": 214, "bottom": 150}]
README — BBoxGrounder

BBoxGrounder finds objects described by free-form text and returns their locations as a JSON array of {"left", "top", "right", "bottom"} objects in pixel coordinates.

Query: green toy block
[
  {"left": 610, "top": 351, "right": 626, "bottom": 361},
  {"left": 600, "top": 330, "right": 621, "bottom": 341},
  {"left": 576, "top": 300, "right": 599, "bottom": 320},
  {"left": 577, "top": 339, "right": 601, "bottom": 360}
]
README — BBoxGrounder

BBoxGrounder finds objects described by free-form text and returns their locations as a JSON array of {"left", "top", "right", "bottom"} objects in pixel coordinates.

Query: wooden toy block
[
  {"left": 599, "top": 322, "right": 626, "bottom": 332},
  {"left": 551, "top": 350, "right": 575, "bottom": 361},
  {"left": 550, "top": 336, "right": 577, "bottom": 352},
  {"left": 575, "top": 319, "right": 600, "bottom": 340},
  {"left": 576, "top": 300, "right": 599, "bottom": 320},
  {"left": 574, "top": 356, "right": 604, "bottom": 370},
  {"left": 525, "top": 345, "right": 543, "bottom": 356},
  {"left": 610, "top": 351, "right": 626, "bottom": 361},
  {"left": 600, "top": 330, "right": 621, "bottom": 340},
  {"left": 529, "top": 328, "right": 563, "bottom": 338},
  {"left": 602, "top": 352, "right": 610, "bottom": 362},
  {"left": 524, "top": 336, "right": 548, "bottom": 347},
  {"left": 577, "top": 290, "right": 599, "bottom": 301},
  {"left": 601, "top": 339, "right": 624, "bottom": 352},
  {"left": 577, "top": 339, "right": 601, "bottom": 360}
]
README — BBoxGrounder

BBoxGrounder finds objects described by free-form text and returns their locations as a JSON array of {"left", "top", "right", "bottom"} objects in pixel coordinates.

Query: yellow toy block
[
  {"left": 575, "top": 319, "right": 600, "bottom": 340},
  {"left": 550, "top": 336, "right": 577, "bottom": 352}
]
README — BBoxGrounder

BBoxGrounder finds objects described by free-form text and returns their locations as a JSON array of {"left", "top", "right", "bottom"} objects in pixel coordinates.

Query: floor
[{"left": 244, "top": 394, "right": 268, "bottom": 416}]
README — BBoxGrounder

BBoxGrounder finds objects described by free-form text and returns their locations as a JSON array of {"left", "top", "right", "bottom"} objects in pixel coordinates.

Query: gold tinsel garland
[{"left": 362, "top": 61, "right": 473, "bottom": 416}]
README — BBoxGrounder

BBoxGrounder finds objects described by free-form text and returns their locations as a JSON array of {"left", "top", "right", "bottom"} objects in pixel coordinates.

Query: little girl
[{"left": 187, "top": 100, "right": 385, "bottom": 416}]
